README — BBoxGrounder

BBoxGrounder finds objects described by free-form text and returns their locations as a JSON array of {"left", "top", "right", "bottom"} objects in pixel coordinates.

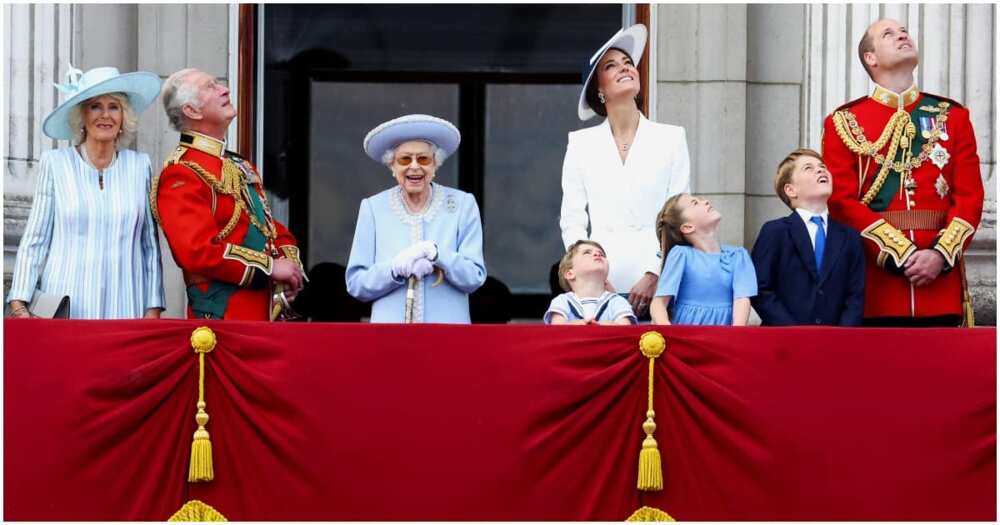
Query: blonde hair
[
  {"left": 557, "top": 239, "right": 606, "bottom": 292},
  {"left": 774, "top": 148, "right": 824, "bottom": 209},
  {"left": 655, "top": 193, "right": 691, "bottom": 273},
  {"left": 67, "top": 92, "right": 138, "bottom": 148}
]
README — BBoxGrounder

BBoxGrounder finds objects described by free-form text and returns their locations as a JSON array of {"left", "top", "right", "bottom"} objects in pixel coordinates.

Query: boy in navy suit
[{"left": 751, "top": 148, "right": 865, "bottom": 326}]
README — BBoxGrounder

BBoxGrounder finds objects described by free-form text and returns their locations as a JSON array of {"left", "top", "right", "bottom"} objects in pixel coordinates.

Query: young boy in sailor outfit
[{"left": 544, "top": 240, "right": 637, "bottom": 325}]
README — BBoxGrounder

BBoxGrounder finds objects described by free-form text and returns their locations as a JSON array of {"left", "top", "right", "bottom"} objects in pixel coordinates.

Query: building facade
[{"left": 4, "top": 4, "right": 995, "bottom": 323}]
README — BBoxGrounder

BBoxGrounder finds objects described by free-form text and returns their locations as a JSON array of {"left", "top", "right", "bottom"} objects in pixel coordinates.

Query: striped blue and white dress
[{"left": 7, "top": 146, "right": 165, "bottom": 319}]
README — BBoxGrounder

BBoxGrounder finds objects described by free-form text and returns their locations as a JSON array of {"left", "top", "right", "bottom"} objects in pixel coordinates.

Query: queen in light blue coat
[{"left": 346, "top": 114, "right": 486, "bottom": 323}]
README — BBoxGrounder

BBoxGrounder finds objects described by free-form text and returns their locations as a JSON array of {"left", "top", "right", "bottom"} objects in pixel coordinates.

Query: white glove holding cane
[{"left": 391, "top": 241, "right": 438, "bottom": 279}]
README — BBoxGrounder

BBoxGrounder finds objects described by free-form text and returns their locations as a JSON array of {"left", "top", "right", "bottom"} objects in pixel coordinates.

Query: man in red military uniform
[
  {"left": 153, "top": 68, "right": 304, "bottom": 320},
  {"left": 823, "top": 19, "right": 984, "bottom": 326}
]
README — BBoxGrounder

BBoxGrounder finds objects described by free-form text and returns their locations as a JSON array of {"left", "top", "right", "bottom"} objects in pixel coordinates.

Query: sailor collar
[
  {"left": 870, "top": 83, "right": 920, "bottom": 110},
  {"left": 180, "top": 130, "right": 226, "bottom": 157}
]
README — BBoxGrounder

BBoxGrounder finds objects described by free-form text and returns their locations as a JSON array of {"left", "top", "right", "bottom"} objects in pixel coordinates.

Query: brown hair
[
  {"left": 584, "top": 47, "right": 645, "bottom": 118},
  {"left": 557, "top": 240, "right": 607, "bottom": 292},
  {"left": 774, "top": 148, "right": 824, "bottom": 209},
  {"left": 858, "top": 24, "right": 876, "bottom": 79},
  {"left": 654, "top": 194, "right": 691, "bottom": 273}
]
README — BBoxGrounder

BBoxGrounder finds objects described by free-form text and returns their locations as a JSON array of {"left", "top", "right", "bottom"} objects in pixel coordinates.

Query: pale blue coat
[
  {"left": 7, "top": 147, "right": 165, "bottom": 319},
  {"left": 346, "top": 183, "right": 487, "bottom": 323}
]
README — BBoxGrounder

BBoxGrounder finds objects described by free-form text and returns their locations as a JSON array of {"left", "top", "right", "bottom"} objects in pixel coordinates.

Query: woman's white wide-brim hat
[
  {"left": 42, "top": 65, "right": 162, "bottom": 140},
  {"left": 578, "top": 23, "right": 647, "bottom": 121},
  {"left": 363, "top": 114, "right": 461, "bottom": 163}
]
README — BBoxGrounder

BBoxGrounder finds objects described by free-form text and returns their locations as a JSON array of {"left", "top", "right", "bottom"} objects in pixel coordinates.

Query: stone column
[
  {"left": 3, "top": 4, "right": 74, "bottom": 293},
  {"left": 655, "top": 4, "right": 749, "bottom": 246}
]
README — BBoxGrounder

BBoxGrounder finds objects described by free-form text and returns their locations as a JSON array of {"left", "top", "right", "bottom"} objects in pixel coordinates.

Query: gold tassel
[
  {"left": 959, "top": 260, "right": 975, "bottom": 328},
  {"left": 188, "top": 327, "right": 217, "bottom": 483},
  {"left": 637, "top": 331, "right": 666, "bottom": 491}
]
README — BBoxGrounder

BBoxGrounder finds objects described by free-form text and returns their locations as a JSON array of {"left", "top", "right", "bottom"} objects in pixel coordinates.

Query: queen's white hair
[
  {"left": 161, "top": 68, "right": 203, "bottom": 132},
  {"left": 67, "top": 92, "right": 138, "bottom": 148},
  {"left": 380, "top": 141, "right": 448, "bottom": 170}
]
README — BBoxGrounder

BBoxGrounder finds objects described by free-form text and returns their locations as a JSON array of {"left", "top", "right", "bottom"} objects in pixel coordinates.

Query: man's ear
[
  {"left": 863, "top": 51, "right": 878, "bottom": 71},
  {"left": 564, "top": 268, "right": 575, "bottom": 283},
  {"left": 181, "top": 103, "right": 202, "bottom": 122}
]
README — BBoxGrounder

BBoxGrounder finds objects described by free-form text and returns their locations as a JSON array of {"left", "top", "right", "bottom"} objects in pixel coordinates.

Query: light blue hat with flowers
[
  {"left": 363, "top": 114, "right": 461, "bottom": 163},
  {"left": 42, "top": 64, "right": 162, "bottom": 140}
]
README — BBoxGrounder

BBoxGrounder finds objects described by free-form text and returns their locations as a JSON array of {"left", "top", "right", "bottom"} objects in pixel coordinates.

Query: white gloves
[
  {"left": 411, "top": 258, "right": 435, "bottom": 279},
  {"left": 391, "top": 241, "right": 438, "bottom": 279},
  {"left": 413, "top": 240, "right": 438, "bottom": 261}
]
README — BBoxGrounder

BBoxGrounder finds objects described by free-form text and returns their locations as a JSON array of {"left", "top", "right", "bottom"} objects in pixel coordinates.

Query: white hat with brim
[
  {"left": 363, "top": 114, "right": 461, "bottom": 163},
  {"left": 42, "top": 65, "right": 162, "bottom": 140},
  {"left": 577, "top": 23, "right": 647, "bottom": 121}
]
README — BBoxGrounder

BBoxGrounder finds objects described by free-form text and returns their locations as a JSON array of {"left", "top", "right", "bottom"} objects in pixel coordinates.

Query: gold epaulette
[
  {"left": 862, "top": 219, "right": 916, "bottom": 268},
  {"left": 163, "top": 145, "right": 189, "bottom": 168},
  {"left": 934, "top": 217, "right": 975, "bottom": 267},
  {"left": 149, "top": 146, "right": 190, "bottom": 224}
]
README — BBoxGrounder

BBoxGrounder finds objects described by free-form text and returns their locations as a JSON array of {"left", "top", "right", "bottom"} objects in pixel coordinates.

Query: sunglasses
[{"left": 395, "top": 154, "right": 433, "bottom": 166}]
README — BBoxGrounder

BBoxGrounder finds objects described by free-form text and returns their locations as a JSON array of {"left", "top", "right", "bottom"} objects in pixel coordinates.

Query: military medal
[
  {"left": 930, "top": 143, "right": 951, "bottom": 169},
  {"left": 919, "top": 116, "right": 935, "bottom": 139},
  {"left": 935, "top": 174, "right": 950, "bottom": 198}
]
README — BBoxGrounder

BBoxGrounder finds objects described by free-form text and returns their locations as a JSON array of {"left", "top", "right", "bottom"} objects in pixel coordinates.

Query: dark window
[{"left": 263, "top": 4, "right": 622, "bottom": 320}]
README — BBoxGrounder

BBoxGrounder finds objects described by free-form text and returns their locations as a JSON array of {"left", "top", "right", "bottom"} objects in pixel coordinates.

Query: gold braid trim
[
  {"left": 933, "top": 217, "right": 975, "bottom": 267},
  {"left": 150, "top": 147, "right": 189, "bottom": 225},
  {"left": 279, "top": 245, "right": 304, "bottom": 271},
  {"left": 149, "top": 172, "right": 163, "bottom": 225},
  {"left": 833, "top": 110, "right": 912, "bottom": 205},
  {"left": 223, "top": 243, "right": 273, "bottom": 275},
  {"left": 833, "top": 102, "right": 952, "bottom": 206},
  {"left": 168, "top": 499, "right": 227, "bottom": 521},
  {"left": 627, "top": 506, "right": 675, "bottom": 522},
  {"left": 179, "top": 160, "right": 276, "bottom": 241},
  {"left": 862, "top": 219, "right": 916, "bottom": 268}
]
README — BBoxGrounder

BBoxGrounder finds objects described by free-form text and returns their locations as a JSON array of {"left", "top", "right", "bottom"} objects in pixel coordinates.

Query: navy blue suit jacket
[{"left": 751, "top": 212, "right": 865, "bottom": 326}]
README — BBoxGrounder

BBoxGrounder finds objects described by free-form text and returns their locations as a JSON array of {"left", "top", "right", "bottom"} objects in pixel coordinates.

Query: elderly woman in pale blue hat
[
  {"left": 559, "top": 24, "right": 691, "bottom": 319},
  {"left": 346, "top": 114, "right": 487, "bottom": 323},
  {"left": 7, "top": 65, "right": 165, "bottom": 319}
]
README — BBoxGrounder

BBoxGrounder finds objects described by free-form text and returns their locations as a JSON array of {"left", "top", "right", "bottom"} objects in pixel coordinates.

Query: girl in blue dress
[{"left": 649, "top": 193, "right": 757, "bottom": 325}]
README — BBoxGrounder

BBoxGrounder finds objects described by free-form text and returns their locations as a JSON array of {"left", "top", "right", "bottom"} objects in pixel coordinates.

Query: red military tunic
[
  {"left": 823, "top": 84, "right": 983, "bottom": 320},
  {"left": 152, "top": 131, "right": 302, "bottom": 320}
]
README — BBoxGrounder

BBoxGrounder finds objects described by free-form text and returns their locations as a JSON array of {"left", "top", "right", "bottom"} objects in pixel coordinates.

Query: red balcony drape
[{"left": 4, "top": 320, "right": 995, "bottom": 520}]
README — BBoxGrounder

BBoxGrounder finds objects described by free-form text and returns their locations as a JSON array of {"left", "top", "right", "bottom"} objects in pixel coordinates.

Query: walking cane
[
  {"left": 403, "top": 269, "right": 445, "bottom": 323},
  {"left": 404, "top": 276, "right": 417, "bottom": 323}
]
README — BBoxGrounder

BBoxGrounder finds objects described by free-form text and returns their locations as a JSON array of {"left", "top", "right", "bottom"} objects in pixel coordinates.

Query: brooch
[
  {"left": 446, "top": 195, "right": 457, "bottom": 213},
  {"left": 935, "top": 174, "right": 950, "bottom": 199},
  {"left": 930, "top": 143, "right": 951, "bottom": 169}
]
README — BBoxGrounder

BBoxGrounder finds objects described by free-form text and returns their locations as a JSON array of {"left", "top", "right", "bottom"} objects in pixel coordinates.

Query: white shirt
[
  {"left": 559, "top": 115, "right": 691, "bottom": 291},
  {"left": 795, "top": 208, "right": 829, "bottom": 249}
]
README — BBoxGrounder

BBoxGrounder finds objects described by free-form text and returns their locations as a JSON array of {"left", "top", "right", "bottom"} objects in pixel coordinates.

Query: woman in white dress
[
  {"left": 559, "top": 24, "right": 691, "bottom": 318},
  {"left": 6, "top": 66, "right": 165, "bottom": 319}
]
